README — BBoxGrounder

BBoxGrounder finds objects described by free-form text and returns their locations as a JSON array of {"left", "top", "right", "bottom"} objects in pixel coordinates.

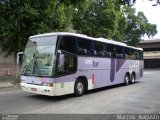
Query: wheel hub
[{"left": 77, "top": 82, "right": 83, "bottom": 94}]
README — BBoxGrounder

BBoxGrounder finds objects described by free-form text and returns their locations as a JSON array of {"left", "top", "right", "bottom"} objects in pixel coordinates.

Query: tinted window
[
  {"left": 58, "top": 36, "right": 77, "bottom": 54},
  {"left": 116, "top": 46, "right": 124, "bottom": 58},
  {"left": 106, "top": 44, "right": 116, "bottom": 58},
  {"left": 77, "top": 37, "right": 93, "bottom": 56},
  {"left": 57, "top": 51, "right": 77, "bottom": 75},
  {"left": 133, "top": 50, "right": 139, "bottom": 59},
  {"left": 93, "top": 41, "right": 105, "bottom": 57},
  {"left": 139, "top": 51, "right": 143, "bottom": 60},
  {"left": 125, "top": 48, "right": 133, "bottom": 59},
  {"left": 134, "top": 50, "right": 143, "bottom": 60}
]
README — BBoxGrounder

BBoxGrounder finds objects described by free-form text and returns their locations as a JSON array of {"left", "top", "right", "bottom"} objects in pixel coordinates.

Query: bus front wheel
[{"left": 74, "top": 79, "right": 85, "bottom": 96}]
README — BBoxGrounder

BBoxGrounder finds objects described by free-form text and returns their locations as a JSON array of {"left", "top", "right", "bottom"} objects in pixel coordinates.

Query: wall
[
  {"left": 138, "top": 40, "right": 160, "bottom": 68},
  {"left": 0, "top": 49, "right": 17, "bottom": 81},
  {"left": 144, "top": 59, "right": 160, "bottom": 68}
]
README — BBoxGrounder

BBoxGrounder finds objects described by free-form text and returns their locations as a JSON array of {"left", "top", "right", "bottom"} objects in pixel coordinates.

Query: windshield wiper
[
  {"left": 22, "top": 52, "right": 38, "bottom": 75},
  {"left": 22, "top": 56, "right": 35, "bottom": 75}
]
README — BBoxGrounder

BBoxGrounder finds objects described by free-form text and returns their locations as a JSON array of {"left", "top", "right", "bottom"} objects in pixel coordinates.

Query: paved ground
[{"left": 0, "top": 70, "right": 160, "bottom": 114}]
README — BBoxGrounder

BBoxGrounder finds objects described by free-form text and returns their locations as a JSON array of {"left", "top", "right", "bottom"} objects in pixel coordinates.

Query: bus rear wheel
[
  {"left": 124, "top": 73, "right": 129, "bottom": 85},
  {"left": 74, "top": 79, "right": 85, "bottom": 96},
  {"left": 130, "top": 73, "right": 135, "bottom": 84}
]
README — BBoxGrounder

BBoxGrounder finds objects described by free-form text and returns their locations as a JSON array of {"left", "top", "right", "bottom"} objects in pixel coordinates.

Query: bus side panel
[
  {"left": 54, "top": 74, "right": 76, "bottom": 95},
  {"left": 77, "top": 57, "right": 143, "bottom": 90},
  {"left": 77, "top": 57, "right": 125, "bottom": 89},
  {"left": 132, "top": 60, "right": 143, "bottom": 80}
]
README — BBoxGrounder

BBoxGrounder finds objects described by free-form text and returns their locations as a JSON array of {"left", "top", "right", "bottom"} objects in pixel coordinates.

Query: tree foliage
[
  {"left": 120, "top": 0, "right": 160, "bottom": 6},
  {"left": 72, "top": 0, "right": 126, "bottom": 42},
  {"left": 123, "top": 6, "right": 157, "bottom": 46},
  {"left": 0, "top": 0, "right": 158, "bottom": 61},
  {"left": 72, "top": 0, "right": 157, "bottom": 45},
  {"left": 0, "top": 0, "right": 73, "bottom": 59}
]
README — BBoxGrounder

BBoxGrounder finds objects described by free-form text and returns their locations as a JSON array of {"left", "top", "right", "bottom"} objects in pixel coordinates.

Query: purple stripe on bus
[
  {"left": 116, "top": 59, "right": 126, "bottom": 72},
  {"left": 110, "top": 58, "right": 126, "bottom": 83},
  {"left": 110, "top": 58, "right": 116, "bottom": 82}
]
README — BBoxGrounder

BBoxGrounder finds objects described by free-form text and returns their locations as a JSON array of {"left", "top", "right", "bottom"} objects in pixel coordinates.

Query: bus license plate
[{"left": 31, "top": 88, "right": 37, "bottom": 91}]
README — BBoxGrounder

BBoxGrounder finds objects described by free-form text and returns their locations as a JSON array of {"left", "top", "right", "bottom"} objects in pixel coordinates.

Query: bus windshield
[{"left": 21, "top": 35, "right": 58, "bottom": 77}]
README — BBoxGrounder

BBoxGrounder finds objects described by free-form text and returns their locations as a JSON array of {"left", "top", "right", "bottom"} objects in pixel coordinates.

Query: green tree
[
  {"left": 0, "top": 0, "right": 158, "bottom": 60},
  {"left": 0, "top": 0, "right": 73, "bottom": 60},
  {"left": 123, "top": 6, "right": 157, "bottom": 46},
  {"left": 120, "top": 0, "right": 160, "bottom": 6},
  {"left": 72, "top": 0, "right": 126, "bottom": 42}
]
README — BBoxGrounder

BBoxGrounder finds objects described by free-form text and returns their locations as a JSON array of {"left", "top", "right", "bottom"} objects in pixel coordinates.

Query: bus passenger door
[
  {"left": 55, "top": 50, "right": 77, "bottom": 95},
  {"left": 54, "top": 35, "right": 78, "bottom": 95}
]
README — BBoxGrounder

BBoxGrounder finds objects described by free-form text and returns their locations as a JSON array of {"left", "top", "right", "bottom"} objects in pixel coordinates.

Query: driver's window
[
  {"left": 57, "top": 51, "right": 77, "bottom": 75},
  {"left": 56, "top": 35, "right": 77, "bottom": 75}
]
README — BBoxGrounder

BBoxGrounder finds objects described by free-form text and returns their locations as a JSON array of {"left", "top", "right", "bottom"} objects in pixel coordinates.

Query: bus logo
[
  {"left": 85, "top": 59, "right": 92, "bottom": 65},
  {"left": 85, "top": 59, "right": 99, "bottom": 67},
  {"left": 93, "top": 61, "right": 99, "bottom": 67}
]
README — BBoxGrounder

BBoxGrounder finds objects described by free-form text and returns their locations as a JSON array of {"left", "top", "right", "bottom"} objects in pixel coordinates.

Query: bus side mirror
[
  {"left": 57, "top": 50, "right": 62, "bottom": 55},
  {"left": 17, "top": 52, "right": 24, "bottom": 65},
  {"left": 57, "top": 50, "right": 65, "bottom": 65}
]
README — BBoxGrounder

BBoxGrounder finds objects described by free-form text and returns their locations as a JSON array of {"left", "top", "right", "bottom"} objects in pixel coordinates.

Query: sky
[{"left": 134, "top": 0, "right": 160, "bottom": 40}]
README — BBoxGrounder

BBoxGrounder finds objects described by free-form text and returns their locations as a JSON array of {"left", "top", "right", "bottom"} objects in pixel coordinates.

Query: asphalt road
[{"left": 0, "top": 70, "right": 160, "bottom": 114}]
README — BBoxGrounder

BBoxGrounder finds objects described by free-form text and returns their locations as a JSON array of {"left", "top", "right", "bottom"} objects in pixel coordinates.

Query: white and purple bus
[{"left": 20, "top": 32, "right": 143, "bottom": 96}]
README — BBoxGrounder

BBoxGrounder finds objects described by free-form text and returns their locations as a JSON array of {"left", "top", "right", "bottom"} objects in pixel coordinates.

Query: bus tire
[
  {"left": 130, "top": 73, "right": 135, "bottom": 84},
  {"left": 74, "top": 79, "right": 85, "bottom": 96},
  {"left": 124, "top": 73, "right": 129, "bottom": 85}
]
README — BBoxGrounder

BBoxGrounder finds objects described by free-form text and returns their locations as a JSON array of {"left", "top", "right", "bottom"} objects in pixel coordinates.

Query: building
[{"left": 138, "top": 39, "right": 160, "bottom": 68}]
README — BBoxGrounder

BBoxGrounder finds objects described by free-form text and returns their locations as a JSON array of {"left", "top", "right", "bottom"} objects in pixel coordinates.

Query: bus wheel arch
[{"left": 74, "top": 76, "right": 88, "bottom": 96}]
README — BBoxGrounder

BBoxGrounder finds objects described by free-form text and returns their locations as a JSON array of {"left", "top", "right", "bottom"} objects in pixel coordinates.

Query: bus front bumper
[{"left": 20, "top": 82, "right": 55, "bottom": 96}]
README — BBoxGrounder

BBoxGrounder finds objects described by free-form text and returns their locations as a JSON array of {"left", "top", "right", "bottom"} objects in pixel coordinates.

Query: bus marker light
[{"left": 92, "top": 73, "right": 94, "bottom": 84}]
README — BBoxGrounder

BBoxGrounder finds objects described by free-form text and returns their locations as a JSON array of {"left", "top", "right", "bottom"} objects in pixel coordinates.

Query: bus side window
[
  {"left": 106, "top": 44, "right": 116, "bottom": 58},
  {"left": 132, "top": 50, "right": 137, "bottom": 59},
  {"left": 138, "top": 50, "right": 143, "bottom": 60},
  {"left": 128, "top": 50, "right": 133, "bottom": 59},
  {"left": 116, "top": 46, "right": 124, "bottom": 58},
  {"left": 77, "top": 37, "right": 93, "bottom": 56},
  {"left": 125, "top": 48, "right": 133, "bottom": 59},
  {"left": 57, "top": 51, "right": 77, "bottom": 74},
  {"left": 59, "top": 36, "right": 77, "bottom": 54},
  {"left": 133, "top": 50, "right": 140, "bottom": 60},
  {"left": 93, "top": 41, "right": 105, "bottom": 57},
  {"left": 140, "top": 51, "right": 143, "bottom": 60}
]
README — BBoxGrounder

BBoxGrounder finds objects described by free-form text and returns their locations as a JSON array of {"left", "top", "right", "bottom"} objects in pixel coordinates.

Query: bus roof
[{"left": 30, "top": 32, "right": 143, "bottom": 51}]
